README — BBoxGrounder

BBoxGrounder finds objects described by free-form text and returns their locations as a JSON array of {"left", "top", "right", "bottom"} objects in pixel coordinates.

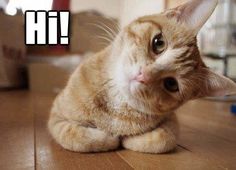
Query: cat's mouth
[
  {"left": 128, "top": 69, "right": 149, "bottom": 96},
  {"left": 130, "top": 80, "right": 145, "bottom": 90},
  {"left": 129, "top": 78, "right": 150, "bottom": 100}
]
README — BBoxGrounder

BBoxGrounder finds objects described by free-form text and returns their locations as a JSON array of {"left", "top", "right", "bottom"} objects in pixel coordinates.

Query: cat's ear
[
  {"left": 164, "top": 0, "right": 218, "bottom": 34},
  {"left": 198, "top": 68, "right": 236, "bottom": 97}
]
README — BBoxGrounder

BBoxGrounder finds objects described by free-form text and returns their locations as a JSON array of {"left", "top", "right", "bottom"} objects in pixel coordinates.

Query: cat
[{"left": 48, "top": 0, "right": 236, "bottom": 153}]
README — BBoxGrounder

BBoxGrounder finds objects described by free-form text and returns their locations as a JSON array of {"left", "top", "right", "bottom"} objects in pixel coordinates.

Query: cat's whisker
[
  {"left": 87, "top": 22, "right": 122, "bottom": 50},
  {"left": 87, "top": 23, "right": 116, "bottom": 42},
  {"left": 97, "top": 42, "right": 110, "bottom": 47},
  {"left": 96, "top": 39, "right": 112, "bottom": 47},
  {"left": 95, "top": 35, "right": 113, "bottom": 44},
  {"left": 98, "top": 22, "right": 118, "bottom": 39},
  {"left": 103, "top": 16, "right": 121, "bottom": 33}
]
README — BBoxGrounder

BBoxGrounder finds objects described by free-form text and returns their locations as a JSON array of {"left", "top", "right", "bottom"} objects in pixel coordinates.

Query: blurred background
[{"left": 0, "top": 0, "right": 236, "bottom": 96}]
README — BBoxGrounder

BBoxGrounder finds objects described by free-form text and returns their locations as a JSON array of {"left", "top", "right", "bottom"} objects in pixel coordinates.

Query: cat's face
[
  {"left": 110, "top": 0, "right": 236, "bottom": 114},
  {"left": 114, "top": 16, "right": 199, "bottom": 113}
]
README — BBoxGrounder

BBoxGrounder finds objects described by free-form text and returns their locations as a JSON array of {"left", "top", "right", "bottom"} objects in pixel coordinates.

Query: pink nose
[{"left": 135, "top": 71, "right": 150, "bottom": 84}]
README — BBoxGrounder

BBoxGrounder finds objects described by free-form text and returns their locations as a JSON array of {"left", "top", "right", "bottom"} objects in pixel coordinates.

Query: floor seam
[
  {"left": 116, "top": 152, "right": 135, "bottom": 170},
  {"left": 177, "top": 144, "right": 192, "bottom": 152},
  {"left": 182, "top": 123, "right": 236, "bottom": 143}
]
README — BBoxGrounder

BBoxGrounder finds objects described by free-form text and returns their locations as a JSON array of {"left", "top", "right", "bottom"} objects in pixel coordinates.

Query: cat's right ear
[
  {"left": 163, "top": 0, "right": 218, "bottom": 35},
  {"left": 197, "top": 68, "right": 236, "bottom": 98}
]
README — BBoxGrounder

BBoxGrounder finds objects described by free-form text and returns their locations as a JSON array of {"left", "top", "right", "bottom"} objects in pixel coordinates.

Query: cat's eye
[
  {"left": 163, "top": 77, "right": 179, "bottom": 93},
  {"left": 151, "top": 33, "right": 165, "bottom": 55}
]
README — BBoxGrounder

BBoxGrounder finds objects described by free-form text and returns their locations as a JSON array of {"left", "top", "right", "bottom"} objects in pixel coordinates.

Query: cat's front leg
[
  {"left": 48, "top": 114, "right": 120, "bottom": 152},
  {"left": 122, "top": 114, "right": 179, "bottom": 153}
]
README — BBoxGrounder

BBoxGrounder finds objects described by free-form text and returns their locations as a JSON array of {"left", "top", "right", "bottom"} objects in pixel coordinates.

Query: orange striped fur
[{"left": 48, "top": 0, "right": 236, "bottom": 153}]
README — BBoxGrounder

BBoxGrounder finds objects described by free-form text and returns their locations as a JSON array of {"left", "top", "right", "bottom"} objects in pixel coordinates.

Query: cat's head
[{"left": 110, "top": 0, "right": 236, "bottom": 114}]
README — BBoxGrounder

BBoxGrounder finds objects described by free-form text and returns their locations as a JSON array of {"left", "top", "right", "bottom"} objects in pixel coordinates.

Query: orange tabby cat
[{"left": 48, "top": 0, "right": 236, "bottom": 153}]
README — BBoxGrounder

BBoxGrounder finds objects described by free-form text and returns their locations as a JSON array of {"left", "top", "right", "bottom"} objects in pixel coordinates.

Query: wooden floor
[{"left": 0, "top": 90, "right": 236, "bottom": 170}]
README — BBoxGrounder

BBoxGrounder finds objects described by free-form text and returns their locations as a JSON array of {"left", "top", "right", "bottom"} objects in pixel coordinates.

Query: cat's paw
[
  {"left": 122, "top": 128, "right": 176, "bottom": 153},
  {"left": 60, "top": 127, "right": 120, "bottom": 152},
  {"left": 48, "top": 116, "right": 120, "bottom": 152}
]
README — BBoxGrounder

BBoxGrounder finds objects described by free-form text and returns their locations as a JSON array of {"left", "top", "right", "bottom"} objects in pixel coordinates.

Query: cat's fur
[{"left": 48, "top": 0, "right": 236, "bottom": 153}]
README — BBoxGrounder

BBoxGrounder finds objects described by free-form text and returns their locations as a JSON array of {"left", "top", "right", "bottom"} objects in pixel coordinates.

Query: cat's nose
[{"left": 135, "top": 70, "right": 150, "bottom": 84}]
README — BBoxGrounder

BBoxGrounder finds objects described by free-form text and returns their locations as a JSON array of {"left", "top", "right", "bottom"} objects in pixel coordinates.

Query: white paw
[{"left": 122, "top": 128, "right": 176, "bottom": 153}]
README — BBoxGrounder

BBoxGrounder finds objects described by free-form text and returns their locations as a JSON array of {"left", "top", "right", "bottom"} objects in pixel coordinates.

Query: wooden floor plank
[
  {"left": 178, "top": 125, "right": 236, "bottom": 170},
  {"left": 176, "top": 100, "right": 236, "bottom": 170},
  {"left": 177, "top": 100, "right": 236, "bottom": 142},
  {"left": 33, "top": 93, "right": 132, "bottom": 170},
  {"left": 117, "top": 147, "right": 222, "bottom": 170},
  {"left": 1, "top": 91, "right": 236, "bottom": 170},
  {"left": 0, "top": 91, "right": 34, "bottom": 170}
]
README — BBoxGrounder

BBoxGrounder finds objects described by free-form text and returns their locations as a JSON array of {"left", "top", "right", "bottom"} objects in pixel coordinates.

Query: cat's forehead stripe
[
  {"left": 136, "top": 20, "right": 162, "bottom": 30},
  {"left": 126, "top": 20, "right": 162, "bottom": 44}
]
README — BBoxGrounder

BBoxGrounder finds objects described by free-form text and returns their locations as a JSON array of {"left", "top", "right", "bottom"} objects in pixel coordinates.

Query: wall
[
  {"left": 71, "top": 0, "right": 165, "bottom": 26},
  {"left": 166, "top": 0, "right": 188, "bottom": 8},
  {"left": 70, "top": 0, "right": 121, "bottom": 18},
  {"left": 120, "top": 0, "right": 165, "bottom": 27}
]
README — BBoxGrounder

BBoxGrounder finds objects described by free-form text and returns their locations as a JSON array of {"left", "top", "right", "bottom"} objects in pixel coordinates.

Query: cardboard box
[
  {"left": 70, "top": 11, "right": 118, "bottom": 53},
  {"left": 28, "top": 63, "right": 70, "bottom": 93},
  {"left": 0, "top": 12, "right": 26, "bottom": 88}
]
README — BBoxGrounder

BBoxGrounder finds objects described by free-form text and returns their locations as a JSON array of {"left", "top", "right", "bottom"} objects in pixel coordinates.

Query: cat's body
[
  {"left": 48, "top": 0, "right": 236, "bottom": 153},
  {"left": 49, "top": 46, "right": 177, "bottom": 153}
]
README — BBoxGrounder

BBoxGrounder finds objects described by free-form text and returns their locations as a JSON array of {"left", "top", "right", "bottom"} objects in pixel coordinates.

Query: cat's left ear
[
  {"left": 164, "top": 0, "right": 218, "bottom": 34},
  {"left": 198, "top": 68, "right": 236, "bottom": 97}
]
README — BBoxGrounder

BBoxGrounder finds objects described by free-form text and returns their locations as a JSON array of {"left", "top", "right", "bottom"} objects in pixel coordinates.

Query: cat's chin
[
  {"left": 129, "top": 79, "right": 150, "bottom": 95},
  {"left": 126, "top": 96, "right": 162, "bottom": 115}
]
